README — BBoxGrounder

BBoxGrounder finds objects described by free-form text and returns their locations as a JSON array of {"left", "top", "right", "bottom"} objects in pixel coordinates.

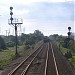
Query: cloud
[
  {"left": 23, "top": 20, "right": 74, "bottom": 36},
  {"left": 0, "top": 0, "right": 73, "bottom": 5},
  {"left": 0, "top": 1, "right": 74, "bottom": 36},
  {"left": 21, "top": 2, "right": 74, "bottom": 22},
  {"left": 0, "top": 1, "right": 74, "bottom": 19}
]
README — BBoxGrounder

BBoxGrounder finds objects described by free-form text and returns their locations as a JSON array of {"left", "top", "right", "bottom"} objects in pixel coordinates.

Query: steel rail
[
  {"left": 21, "top": 43, "right": 49, "bottom": 75},
  {"left": 50, "top": 42, "right": 59, "bottom": 75},
  {"left": 44, "top": 43, "right": 49, "bottom": 75},
  {"left": 21, "top": 44, "right": 44, "bottom": 75},
  {"left": 8, "top": 43, "right": 44, "bottom": 75}
]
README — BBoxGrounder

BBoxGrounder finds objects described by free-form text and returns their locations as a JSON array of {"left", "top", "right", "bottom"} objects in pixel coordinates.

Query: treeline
[
  {"left": 0, "top": 30, "right": 44, "bottom": 51},
  {"left": 0, "top": 36, "right": 7, "bottom": 51},
  {"left": 49, "top": 34, "right": 75, "bottom": 54}
]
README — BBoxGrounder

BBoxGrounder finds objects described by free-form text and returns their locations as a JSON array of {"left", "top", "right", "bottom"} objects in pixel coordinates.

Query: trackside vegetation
[
  {"left": 0, "top": 52, "right": 16, "bottom": 69},
  {"left": 0, "top": 30, "right": 44, "bottom": 69},
  {"left": 49, "top": 34, "right": 75, "bottom": 68}
]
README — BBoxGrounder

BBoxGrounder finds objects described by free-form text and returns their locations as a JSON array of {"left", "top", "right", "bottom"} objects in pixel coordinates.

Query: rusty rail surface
[
  {"left": 7, "top": 42, "right": 73, "bottom": 75},
  {"left": 21, "top": 43, "right": 49, "bottom": 75},
  {"left": 8, "top": 43, "right": 44, "bottom": 75}
]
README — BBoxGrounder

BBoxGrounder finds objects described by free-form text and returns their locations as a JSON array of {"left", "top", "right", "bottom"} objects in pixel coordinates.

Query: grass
[
  {"left": 68, "top": 56, "right": 75, "bottom": 68},
  {"left": 0, "top": 46, "right": 19, "bottom": 69},
  {"left": 68, "top": 56, "right": 75, "bottom": 67},
  {"left": 0, "top": 41, "right": 42, "bottom": 69},
  {"left": 0, "top": 52, "right": 16, "bottom": 69},
  {"left": 8, "top": 46, "right": 15, "bottom": 50},
  {"left": 0, "top": 46, "right": 15, "bottom": 54},
  {"left": 60, "top": 46, "right": 75, "bottom": 68},
  {"left": 0, "top": 50, "right": 9, "bottom": 54},
  {"left": 60, "top": 46, "right": 70, "bottom": 53},
  {"left": 0, "top": 45, "right": 29, "bottom": 69}
]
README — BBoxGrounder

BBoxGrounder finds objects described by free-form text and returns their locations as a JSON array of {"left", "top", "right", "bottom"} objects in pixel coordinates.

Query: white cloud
[
  {"left": 0, "top": 0, "right": 74, "bottom": 36},
  {"left": 22, "top": 19, "right": 74, "bottom": 36},
  {"left": 0, "top": 0, "right": 74, "bottom": 5},
  {"left": 0, "top": 0, "right": 74, "bottom": 15},
  {"left": 13, "top": 9, "right": 30, "bottom": 16},
  {"left": 0, "top": 6, "right": 8, "bottom": 15}
]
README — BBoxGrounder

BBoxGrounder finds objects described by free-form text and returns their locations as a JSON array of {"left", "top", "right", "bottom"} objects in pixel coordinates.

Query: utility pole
[
  {"left": 8, "top": 7, "right": 23, "bottom": 56},
  {"left": 5, "top": 30, "right": 8, "bottom": 36},
  {"left": 8, "top": 28, "right": 10, "bottom": 36},
  {"left": 23, "top": 27, "right": 25, "bottom": 34}
]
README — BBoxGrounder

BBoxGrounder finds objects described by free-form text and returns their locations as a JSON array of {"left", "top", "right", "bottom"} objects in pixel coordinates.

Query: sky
[{"left": 0, "top": 0, "right": 74, "bottom": 36}]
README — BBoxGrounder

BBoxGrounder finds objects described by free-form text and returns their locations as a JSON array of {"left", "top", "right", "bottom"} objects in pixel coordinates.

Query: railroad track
[
  {"left": 44, "top": 42, "right": 59, "bottom": 75},
  {"left": 7, "top": 43, "right": 44, "bottom": 75},
  {"left": 7, "top": 42, "right": 73, "bottom": 75},
  {"left": 21, "top": 43, "right": 49, "bottom": 75},
  {"left": 7, "top": 42, "right": 59, "bottom": 75}
]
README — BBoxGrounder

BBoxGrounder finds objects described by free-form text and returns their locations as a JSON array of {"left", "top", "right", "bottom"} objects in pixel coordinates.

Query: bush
[
  {"left": 64, "top": 52, "right": 72, "bottom": 59},
  {"left": 0, "top": 36, "right": 7, "bottom": 50},
  {"left": 6, "top": 42, "right": 15, "bottom": 47},
  {"left": 24, "top": 45, "right": 30, "bottom": 49}
]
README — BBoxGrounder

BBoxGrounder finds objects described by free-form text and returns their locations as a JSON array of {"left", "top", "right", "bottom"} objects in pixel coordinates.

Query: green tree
[
  {"left": 34, "top": 30, "right": 44, "bottom": 42},
  {"left": 0, "top": 36, "right": 7, "bottom": 50},
  {"left": 20, "top": 30, "right": 44, "bottom": 45}
]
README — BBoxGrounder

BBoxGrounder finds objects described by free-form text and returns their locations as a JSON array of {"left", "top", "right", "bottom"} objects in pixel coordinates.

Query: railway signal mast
[
  {"left": 8, "top": 7, "right": 23, "bottom": 56},
  {"left": 67, "top": 26, "right": 71, "bottom": 53},
  {"left": 68, "top": 26, "right": 71, "bottom": 39}
]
